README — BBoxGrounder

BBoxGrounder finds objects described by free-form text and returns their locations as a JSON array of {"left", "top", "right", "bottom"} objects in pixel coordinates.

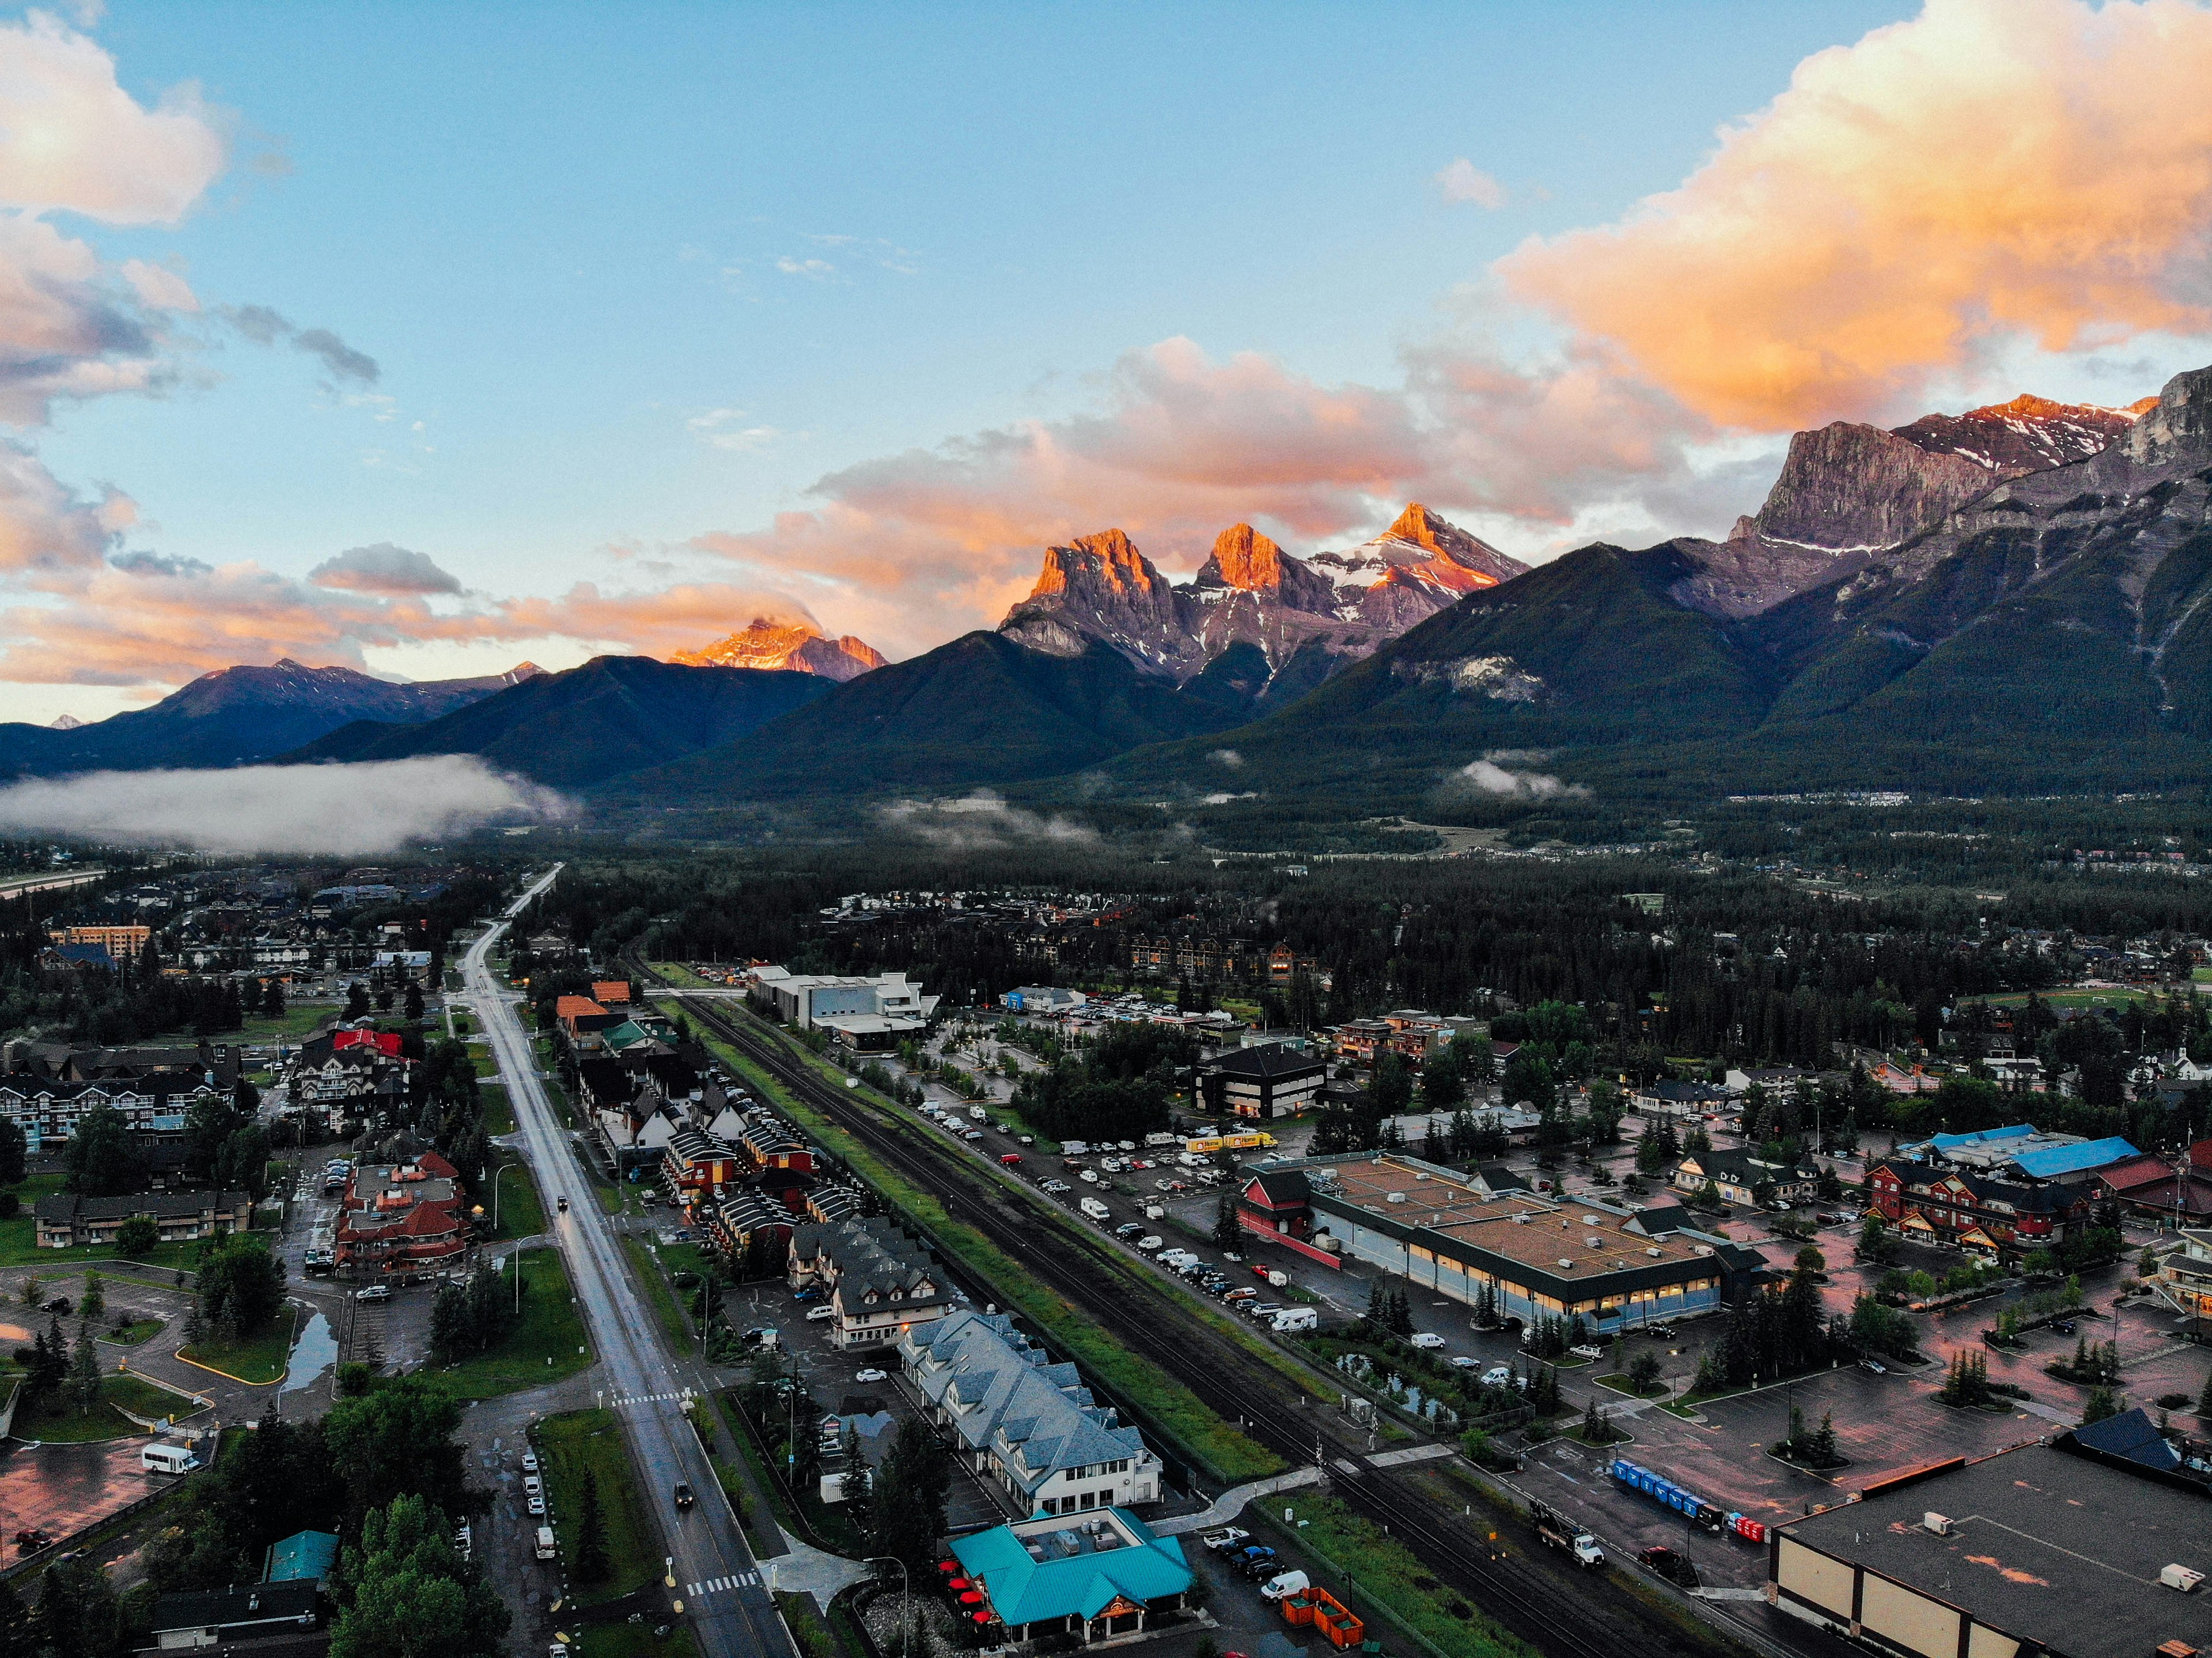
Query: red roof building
[{"left": 332, "top": 1028, "right": 403, "bottom": 1058}]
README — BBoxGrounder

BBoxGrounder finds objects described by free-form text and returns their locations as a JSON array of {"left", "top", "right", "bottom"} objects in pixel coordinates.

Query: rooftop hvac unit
[
  {"left": 1558, "top": 1258, "right": 1575, "bottom": 1269},
  {"left": 1646, "top": 1247, "right": 1663, "bottom": 1258},
  {"left": 1696, "top": 1245, "right": 1715, "bottom": 1256},
  {"left": 1512, "top": 1214, "right": 1528, "bottom": 1224},
  {"left": 1582, "top": 1216, "right": 1599, "bottom": 1226},
  {"left": 2161, "top": 1565, "right": 2205, "bottom": 1594},
  {"left": 1923, "top": 1513, "right": 1950, "bottom": 1536},
  {"left": 1415, "top": 1172, "right": 1428, "bottom": 1180},
  {"left": 1387, "top": 1191, "right": 1408, "bottom": 1204}
]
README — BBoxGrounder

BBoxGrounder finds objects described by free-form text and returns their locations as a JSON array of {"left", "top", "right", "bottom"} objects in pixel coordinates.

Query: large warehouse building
[
  {"left": 1234, "top": 1152, "right": 1770, "bottom": 1335},
  {"left": 1770, "top": 1419, "right": 2212, "bottom": 1658}
]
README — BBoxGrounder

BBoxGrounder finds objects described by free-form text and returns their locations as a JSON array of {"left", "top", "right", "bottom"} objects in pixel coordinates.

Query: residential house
[
  {"left": 660, "top": 1127, "right": 744, "bottom": 1211},
  {"left": 788, "top": 1217, "right": 952, "bottom": 1349},
  {"left": 1671, "top": 1149, "right": 1817, "bottom": 1207},
  {"left": 35, "top": 1189, "right": 251, "bottom": 1249},
  {"left": 899, "top": 1309, "right": 1161, "bottom": 1515},
  {"left": 1631, "top": 1079, "right": 1730, "bottom": 1120}
]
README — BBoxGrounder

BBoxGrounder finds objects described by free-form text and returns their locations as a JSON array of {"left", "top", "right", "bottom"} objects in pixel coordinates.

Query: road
[{"left": 464, "top": 869, "right": 792, "bottom": 1658}]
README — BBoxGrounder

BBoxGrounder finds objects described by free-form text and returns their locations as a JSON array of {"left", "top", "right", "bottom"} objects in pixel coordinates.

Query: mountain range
[{"left": 10, "top": 370, "right": 2210, "bottom": 820}]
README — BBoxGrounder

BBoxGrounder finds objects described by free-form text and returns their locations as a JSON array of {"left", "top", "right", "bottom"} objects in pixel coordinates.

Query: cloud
[
  {"left": 308, "top": 542, "right": 463, "bottom": 596},
  {"left": 1208, "top": 748, "right": 1244, "bottom": 769},
  {"left": 1497, "top": 0, "right": 2212, "bottom": 429},
  {"left": 1435, "top": 159, "right": 1506, "bottom": 209},
  {"left": 0, "top": 444, "right": 128, "bottom": 574},
  {"left": 877, "top": 790, "right": 1099, "bottom": 849},
  {"left": 775, "top": 256, "right": 836, "bottom": 280},
  {"left": 0, "top": 12, "right": 225, "bottom": 224},
  {"left": 0, "top": 756, "right": 568, "bottom": 854},
  {"left": 687, "top": 408, "right": 780, "bottom": 452},
  {"left": 221, "top": 305, "right": 379, "bottom": 385},
  {"left": 1450, "top": 755, "right": 1589, "bottom": 799},
  {"left": 118, "top": 258, "right": 196, "bottom": 313}
]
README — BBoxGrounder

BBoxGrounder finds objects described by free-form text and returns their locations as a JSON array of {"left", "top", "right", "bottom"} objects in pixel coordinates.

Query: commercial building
[
  {"left": 900, "top": 1309, "right": 1162, "bottom": 1516},
  {"left": 1770, "top": 1425, "right": 2212, "bottom": 1658},
  {"left": 1235, "top": 1153, "right": 1767, "bottom": 1335},
  {"left": 0, "top": 1075, "right": 224, "bottom": 1149},
  {"left": 1865, "top": 1156, "right": 2090, "bottom": 1257},
  {"left": 1672, "top": 1149, "right": 1819, "bottom": 1207},
  {"left": 787, "top": 1216, "right": 952, "bottom": 1349},
  {"left": 48, "top": 923, "right": 151, "bottom": 957},
  {"left": 34, "top": 1188, "right": 252, "bottom": 1250},
  {"left": 1199, "top": 1042, "right": 1325, "bottom": 1120},
  {"left": 1903, "top": 1125, "right": 2144, "bottom": 1186},
  {"left": 950, "top": 1508, "right": 1192, "bottom": 1647},
  {"left": 1001, "top": 986, "right": 1088, "bottom": 1015},
  {"left": 745, "top": 967, "right": 937, "bottom": 1035}
]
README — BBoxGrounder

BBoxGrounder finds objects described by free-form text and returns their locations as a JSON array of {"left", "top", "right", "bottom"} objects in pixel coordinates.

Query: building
[
  {"left": 900, "top": 1309, "right": 1162, "bottom": 1516},
  {"left": 1199, "top": 1042, "right": 1325, "bottom": 1120},
  {"left": 332, "top": 1152, "right": 467, "bottom": 1281},
  {"left": 745, "top": 967, "right": 937, "bottom": 1034},
  {"left": 49, "top": 923, "right": 151, "bottom": 956},
  {"left": 2155, "top": 1227, "right": 2212, "bottom": 1333},
  {"left": 660, "top": 1127, "right": 745, "bottom": 1209},
  {"left": 1671, "top": 1149, "right": 1818, "bottom": 1208},
  {"left": 1001, "top": 986, "right": 1088, "bottom": 1015},
  {"left": 34, "top": 1189, "right": 251, "bottom": 1250},
  {"left": 1865, "top": 1156, "right": 2091, "bottom": 1257},
  {"left": 950, "top": 1508, "right": 1192, "bottom": 1647},
  {"left": 0, "top": 1075, "right": 223, "bottom": 1149},
  {"left": 1723, "top": 1065, "right": 1812, "bottom": 1099},
  {"left": 787, "top": 1217, "right": 952, "bottom": 1349},
  {"left": 263, "top": 1531, "right": 339, "bottom": 1587},
  {"left": 2096, "top": 1153, "right": 2212, "bottom": 1226},
  {"left": 1904, "top": 1124, "right": 2144, "bottom": 1186},
  {"left": 1631, "top": 1080, "right": 1731, "bottom": 1120},
  {"left": 145, "top": 1581, "right": 324, "bottom": 1655},
  {"left": 1234, "top": 1153, "right": 1766, "bottom": 1334},
  {"left": 1769, "top": 1428, "right": 2212, "bottom": 1658}
]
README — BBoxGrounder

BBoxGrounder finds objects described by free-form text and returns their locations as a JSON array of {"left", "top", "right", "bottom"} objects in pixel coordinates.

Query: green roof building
[
  {"left": 263, "top": 1528, "right": 339, "bottom": 1585},
  {"left": 950, "top": 1508, "right": 1191, "bottom": 1644}
]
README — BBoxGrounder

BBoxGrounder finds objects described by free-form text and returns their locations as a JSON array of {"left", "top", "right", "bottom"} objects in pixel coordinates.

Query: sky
[{"left": 5, "top": 0, "right": 2212, "bottom": 725}]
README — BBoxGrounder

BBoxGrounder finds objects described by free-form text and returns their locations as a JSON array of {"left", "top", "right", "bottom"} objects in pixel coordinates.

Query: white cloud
[
  {"left": 0, "top": 756, "right": 570, "bottom": 854},
  {"left": 1435, "top": 158, "right": 1506, "bottom": 209},
  {"left": 775, "top": 256, "right": 836, "bottom": 281},
  {"left": 1453, "top": 755, "right": 1588, "bottom": 798},
  {"left": 1207, "top": 748, "right": 1244, "bottom": 769},
  {"left": 877, "top": 789, "right": 1098, "bottom": 848}
]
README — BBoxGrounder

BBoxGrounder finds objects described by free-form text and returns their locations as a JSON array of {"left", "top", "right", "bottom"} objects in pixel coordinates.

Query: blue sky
[{"left": 7, "top": 0, "right": 2210, "bottom": 721}]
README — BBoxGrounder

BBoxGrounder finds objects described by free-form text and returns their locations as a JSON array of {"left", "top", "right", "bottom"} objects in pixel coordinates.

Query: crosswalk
[
  {"left": 686, "top": 1571, "right": 760, "bottom": 1597},
  {"left": 609, "top": 1390, "right": 688, "bottom": 1407}
]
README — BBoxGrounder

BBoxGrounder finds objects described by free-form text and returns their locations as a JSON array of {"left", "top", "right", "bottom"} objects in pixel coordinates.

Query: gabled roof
[
  {"left": 2065, "top": 1405, "right": 2183, "bottom": 1473},
  {"left": 1207, "top": 1043, "right": 1325, "bottom": 1081}
]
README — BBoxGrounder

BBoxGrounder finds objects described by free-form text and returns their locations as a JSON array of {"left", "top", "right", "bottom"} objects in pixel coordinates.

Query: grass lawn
[
  {"left": 98, "top": 1318, "right": 165, "bottom": 1346},
  {"left": 622, "top": 1235, "right": 694, "bottom": 1352},
  {"left": 487, "top": 1153, "right": 548, "bottom": 1241},
  {"left": 480, "top": 1081, "right": 516, "bottom": 1136},
  {"left": 432, "top": 1247, "right": 593, "bottom": 1400},
  {"left": 179, "top": 1320, "right": 293, "bottom": 1384},
  {"left": 1594, "top": 1371, "right": 1666, "bottom": 1399},
  {"left": 717, "top": 1391, "right": 805, "bottom": 1536},
  {"left": 575, "top": 1627, "right": 699, "bottom": 1658},
  {"left": 149, "top": 1004, "right": 336, "bottom": 1047},
  {"left": 9, "top": 1373, "right": 196, "bottom": 1442},
  {"left": 535, "top": 1407, "right": 658, "bottom": 1604},
  {"left": 681, "top": 1004, "right": 1283, "bottom": 1483}
]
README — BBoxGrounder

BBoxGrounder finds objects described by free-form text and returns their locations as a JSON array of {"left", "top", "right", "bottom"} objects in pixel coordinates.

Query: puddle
[
  {"left": 280, "top": 1312, "right": 336, "bottom": 1394},
  {"left": 0, "top": 1322, "right": 31, "bottom": 1343}
]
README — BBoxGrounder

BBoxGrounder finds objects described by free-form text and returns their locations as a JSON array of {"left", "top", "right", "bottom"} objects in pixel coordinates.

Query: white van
[
  {"left": 142, "top": 1443, "right": 199, "bottom": 1475},
  {"left": 1270, "top": 1307, "right": 1318, "bottom": 1334},
  {"left": 1260, "top": 1570, "right": 1310, "bottom": 1602},
  {"left": 535, "top": 1525, "right": 558, "bottom": 1561}
]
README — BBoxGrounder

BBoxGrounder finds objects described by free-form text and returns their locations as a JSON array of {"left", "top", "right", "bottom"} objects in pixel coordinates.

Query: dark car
[
  {"left": 1637, "top": 1546, "right": 1699, "bottom": 1589},
  {"left": 2052, "top": 1319, "right": 2075, "bottom": 1335},
  {"left": 1234, "top": 1546, "right": 1278, "bottom": 1578},
  {"left": 43, "top": 1296, "right": 73, "bottom": 1315},
  {"left": 673, "top": 1482, "right": 696, "bottom": 1511}
]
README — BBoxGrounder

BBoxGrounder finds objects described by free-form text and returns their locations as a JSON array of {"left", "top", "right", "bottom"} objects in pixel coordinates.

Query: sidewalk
[{"left": 1153, "top": 1466, "right": 1324, "bottom": 1535}]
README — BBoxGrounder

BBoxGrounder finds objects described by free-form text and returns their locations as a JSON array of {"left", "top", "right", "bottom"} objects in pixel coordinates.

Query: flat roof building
[
  {"left": 1772, "top": 1429, "right": 2212, "bottom": 1658},
  {"left": 1236, "top": 1152, "right": 1767, "bottom": 1334}
]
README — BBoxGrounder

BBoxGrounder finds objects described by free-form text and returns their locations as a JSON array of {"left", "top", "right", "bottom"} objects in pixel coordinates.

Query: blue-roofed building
[
  {"left": 2008, "top": 1136, "right": 2142, "bottom": 1182},
  {"left": 1927, "top": 1125, "right": 2036, "bottom": 1152},
  {"left": 263, "top": 1528, "right": 339, "bottom": 1585},
  {"left": 950, "top": 1507, "right": 1192, "bottom": 1644}
]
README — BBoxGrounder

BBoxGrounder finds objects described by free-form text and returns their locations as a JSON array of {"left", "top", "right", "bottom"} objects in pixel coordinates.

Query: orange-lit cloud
[{"left": 1498, "top": 0, "right": 2212, "bottom": 429}]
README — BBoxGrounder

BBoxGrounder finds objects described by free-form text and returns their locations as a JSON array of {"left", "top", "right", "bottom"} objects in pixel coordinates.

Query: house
[
  {"left": 660, "top": 1127, "right": 744, "bottom": 1209},
  {"left": 1630, "top": 1079, "right": 1730, "bottom": 1120},
  {"left": 900, "top": 1309, "right": 1161, "bottom": 1515},
  {"left": 1722, "top": 1066, "right": 1810, "bottom": 1099},
  {"left": 592, "top": 980, "right": 631, "bottom": 1008},
  {"left": 1198, "top": 1042, "right": 1325, "bottom": 1120},
  {"left": 263, "top": 1531, "right": 339, "bottom": 1587},
  {"left": 1865, "top": 1156, "right": 2089, "bottom": 1257},
  {"left": 2154, "top": 1226, "right": 2212, "bottom": 1332},
  {"left": 949, "top": 1508, "right": 1191, "bottom": 1646},
  {"left": 703, "top": 1187, "right": 794, "bottom": 1266},
  {"left": 0, "top": 1076, "right": 224, "bottom": 1150},
  {"left": 1770, "top": 1433, "right": 2212, "bottom": 1658},
  {"left": 1236, "top": 1153, "right": 1766, "bottom": 1334},
  {"left": 35, "top": 1189, "right": 252, "bottom": 1250},
  {"left": 788, "top": 1217, "right": 952, "bottom": 1349},
  {"left": 145, "top": 1581, "right": 323, "bottom": 1655},
  {"left": 1671, "top": 1149, "right": 1816, "bottom": 1207},
  {"left": 736, "top": 1114, "right": 812, "bottom": 1175}
]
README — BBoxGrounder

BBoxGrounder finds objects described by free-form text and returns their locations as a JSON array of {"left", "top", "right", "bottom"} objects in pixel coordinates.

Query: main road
[{"left": 463, "top": 866, "right": 793, "bottom": 1658}]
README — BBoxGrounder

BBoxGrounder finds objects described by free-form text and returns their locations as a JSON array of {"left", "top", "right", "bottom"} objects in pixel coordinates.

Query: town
[{"left": 3, "top": 846, "right": 2211, "bottom": 1658}]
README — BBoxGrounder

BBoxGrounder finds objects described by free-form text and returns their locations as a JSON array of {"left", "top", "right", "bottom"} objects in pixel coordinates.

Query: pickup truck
[{"left": 1532, "top": 1502, "right": 1605, "bottom": 1568}]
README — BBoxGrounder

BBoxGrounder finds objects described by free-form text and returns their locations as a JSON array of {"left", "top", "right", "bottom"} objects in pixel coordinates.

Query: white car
[
  {"left": 521, "top": 1449, "right": 539, "bottom": 1472},
  {"left": 1410, "top": 1333, "right": 1446, "bottom": 1350},
  {"left": 527, "top": 1494, "right": 546, "bottom": 1516},
  {"left": 1449, "top": 1356, "right": 1480, "bottom": 1369},
  {"left": 806, "top": 1305, "right": 836, "bottom": 1322},
  {"left": 1569, "top": 1343, "right": 1604, "bottom": 1360},
  {"left": 854, "top": 1368, "right": 888, "bottom": 1383},
  {"left": 1480, "top": 1365, "right": 1514, "bottom": 1388}
]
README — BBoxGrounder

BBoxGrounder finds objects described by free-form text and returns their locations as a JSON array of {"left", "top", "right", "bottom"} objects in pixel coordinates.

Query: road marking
[{"left": 686, "top": 1573, "right": 760, "bottom": 1596}]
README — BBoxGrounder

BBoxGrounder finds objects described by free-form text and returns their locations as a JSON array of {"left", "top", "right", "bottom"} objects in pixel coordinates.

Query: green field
[
  {"left": 671, "top": 991, "right": 1283, "bottom": 1483},
  {"left": 99, "top": 1318, "right": 165, "bottom": 1346},
  {"left": 150, "top": 1004, "right": 336, "bottom": 1048},
  {"left": 535, "top": 1407, "right": 658, "bottom": 1604},
  {"left": 432, "top": 1247, "right": 594, "bottom": 1399},
  {"left": 621, "top": 1236, "right": 694, "bottom": 1352},
  {"left": 179, "top": 1320, "right": 293, "bottom": 1384},
  {"left": 480, "top": 1081, "right": 516, "bottom": 1136},
  {"left": 487, "top": 1153, "right": 548, "bottom": 1242},
  {"left": 8, "top": 1372, "right": 206, "bottom": 1443}
]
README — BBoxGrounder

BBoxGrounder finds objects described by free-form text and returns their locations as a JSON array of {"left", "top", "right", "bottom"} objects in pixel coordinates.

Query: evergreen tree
[
  {"left": 2083, "top": 1385, "right": 2123, "bottom": 1425},
  {"left": 1211, "top": 1190, "right": 1241, "bottom": 1250},
  {"left": 574, "top": 1468, "right": 611, "bottom": 1582},
  {"left": 67, "top": 1322, "right": 102, "bottom": 1416},
  {"left": 404, "top": 981, "right": 425, "bottom": 1022},
  {"left": 78, "top": 1270, "right": 104, "bottom": 1321},
  {"left": 345, "top": 982, "right": 370, "bottom": 1020},
  {"left": 36, "top": 1556, "right": 122, "bottom": 1658},
  {"left": 2199, "top": 1364, "right": 2212, "bottom": 1421},
  {"left": 0, "top": 1576, "right": 34, "bottom": 1658}
]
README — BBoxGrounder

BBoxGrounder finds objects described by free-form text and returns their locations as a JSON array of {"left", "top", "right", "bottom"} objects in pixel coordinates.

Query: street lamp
[{"left": 862, "top": 1557, "right": 912, "bottom": 1658}]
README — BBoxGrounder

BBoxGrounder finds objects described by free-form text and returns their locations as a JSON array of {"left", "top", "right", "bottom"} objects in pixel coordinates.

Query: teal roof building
[
  {"left": 950, "top": 1508, "right": 1191, "bottom": 1642},
  {"left": 264, "top": 1529, "right": 339, "bottom": 1585}
]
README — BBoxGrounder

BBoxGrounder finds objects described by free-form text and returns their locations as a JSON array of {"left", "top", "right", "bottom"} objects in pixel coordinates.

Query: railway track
[{"left": 643, "top": 966, "right": 1748, "bottom": 1658}]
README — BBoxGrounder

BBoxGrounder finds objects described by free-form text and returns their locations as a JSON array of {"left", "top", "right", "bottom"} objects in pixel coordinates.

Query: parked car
[
  {"left": 1641, "top": 1324, "right": 1676, "bottom": 1339},
  {"left": 521, "top": 1449, "right": 539, "bottom": 1472},
  {"left": 1637, "top": 1546, "right": 1700, "bottom": 1589},
  {"left": 855, "top": 1368, "right": 888, "bottom": 1383},
  {"left": 1259, "top": 1570, "right": 1310, "bottom": 1602},
  {"left": 806, "top": 1305, "right": 836, "bottom": 1322},
  {"left": 1136, "top": 1236, "right": 1163, "bottom": 1252},
  {"left": 1569, "top": 1343, "right": 1604, "bottom": 1360},
  {"left": 1113, "top": 1223, "right": 1143, "bottom": 1240},
  {"left": 356, "top": 1284, "right": 392, "bottom": 1303},
  {"left": 1450, "top": 1356, "right": 1480, "bottom": 1369},
  {"left": 1235, "top": 1547, "right": 1280, "bottom": 1579},
  {"left": 1858, "top": 1358, "right": 1887, "bottom": 1374},
  {"left": 1480, "top": 1365, "right": 1514, "bottom": 1389},
  {"left": 1410, "top": 1333, "right": 1446, "bottom": 1350},
  {"left": 1199, "top": 1527, "right": 1248, "bottom": 1553},
  {"left": 527, "top": 1494, "right": 546, "bottom": 1516}
]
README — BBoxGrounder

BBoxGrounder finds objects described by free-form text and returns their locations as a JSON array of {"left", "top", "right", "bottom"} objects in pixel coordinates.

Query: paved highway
[{"left": 464, "top": 868, "right": 792, "bottom": 1658}]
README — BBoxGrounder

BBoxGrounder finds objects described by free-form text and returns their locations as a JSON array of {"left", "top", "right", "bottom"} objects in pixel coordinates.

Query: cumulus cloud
[
  {"left": 1207, "top": 748, "right": 1243, "bottom": 769},
  {"left": 877, "top": 790, "right": 1099, "bottom": 849},
  {"left": 1451, "top": 754, "right": 1589, "bottom": 799},
  {"left": 0, "top": 756, "right": 568, "bottom": 854},
  {"left": 1498, "top": 0, "right": 2212, "bottom": 429},
  {"left": 1435, "top": 158, "right": 1506, "bottom": 209},
  {"left": 687, "top": 408, "right": 780, "bottom": 452},
  {"left": 308, "top": 542, "right": 463, "bottom": 596}
]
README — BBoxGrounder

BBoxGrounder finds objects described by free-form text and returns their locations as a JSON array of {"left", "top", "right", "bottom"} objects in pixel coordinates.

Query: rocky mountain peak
[
  {"left": 999, "top": 529, "right": 1206, "bottom": 673},
  {"left": 1372, "top": 502, "right": 1526, "bottom": 589},
  {"left": 1199, "top": 523, "right": 1290, "bottom": 590},
  {"left": 1893, "top": 393, "right": 2146, "bottom": 477},
  {"left": 2120, "top": 365, "right": 2212, "bottom": 469},
  {"left": 1027, "top": 528, "right": 1164, "bottom": 602},
  {"left": 672, "top": 618, "right": 885, "bottom": 682}
]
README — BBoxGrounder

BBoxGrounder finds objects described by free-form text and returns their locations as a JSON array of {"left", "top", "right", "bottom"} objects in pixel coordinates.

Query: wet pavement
[{"left": 0, "top": 1437, "right": 164, "bottom": 1550}]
